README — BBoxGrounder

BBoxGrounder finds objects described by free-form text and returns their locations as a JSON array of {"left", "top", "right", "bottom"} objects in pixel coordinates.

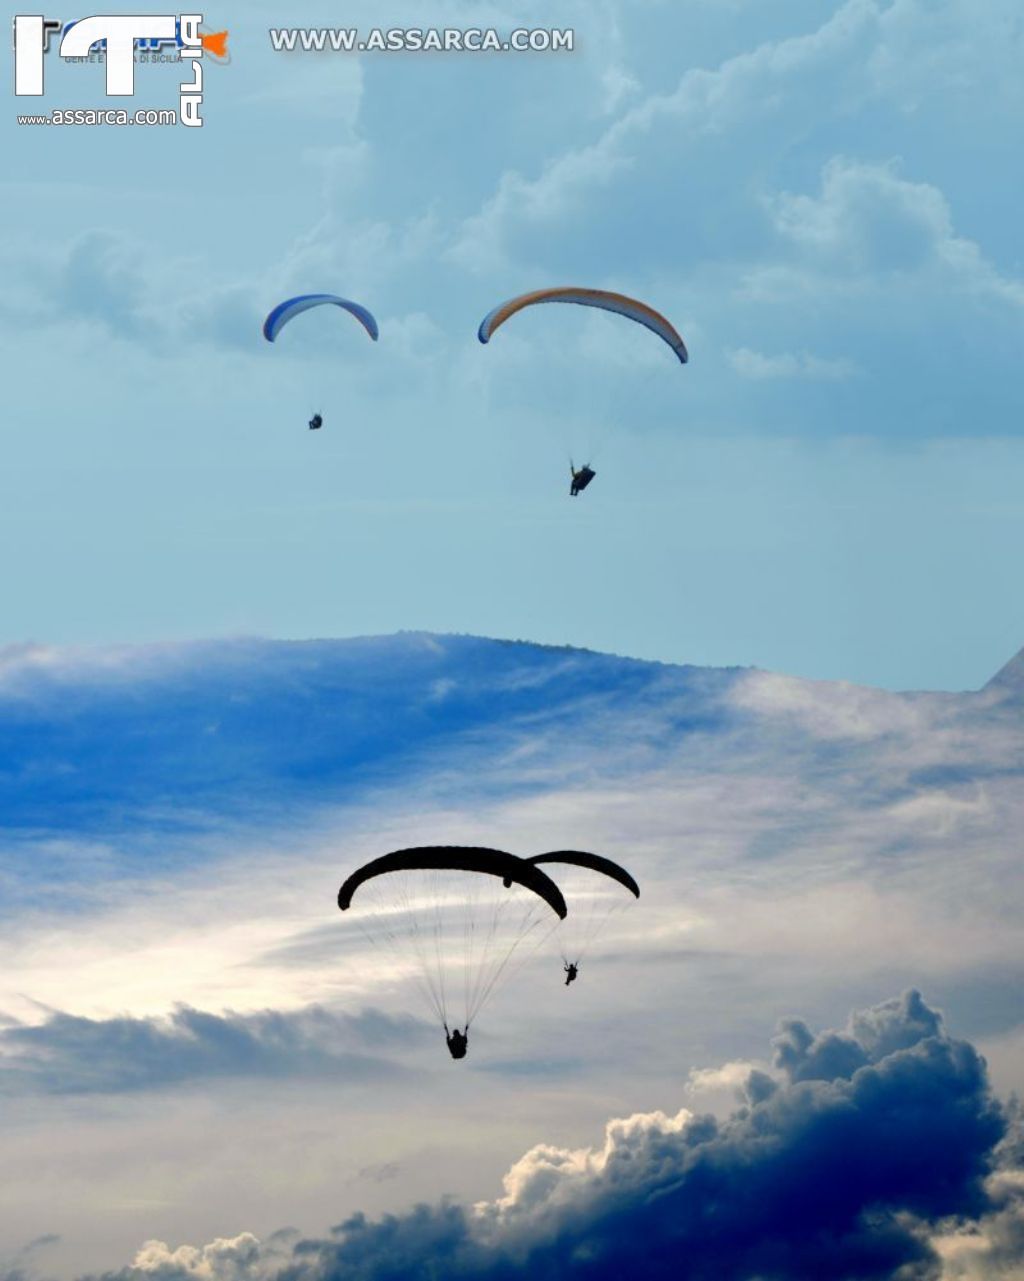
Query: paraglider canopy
[
  {"left": 518, "top": 850, "right": 640, "bottom": 982},
  {"left": 527, "top": 850, "right": 639, "bottom": 899},
  {"left": 477, "top": 287, "right": 687, "bottom": 364},
  {"left": 339, "top": 846, "right": 567, "bottom": 919},
  {"left": 262, "top": 294, "right": 379, "bottom": 343},
  {"left": 338, "top": 846, "right": 568, "bottom": 1037}
]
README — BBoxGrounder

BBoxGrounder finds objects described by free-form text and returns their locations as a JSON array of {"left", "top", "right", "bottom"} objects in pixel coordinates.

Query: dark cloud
[
  {"left": 771, "top": 990, "right": 944, "bottom": 1084},
  {"left": 72, "top": 992, "right": 1017, "bottom": 1281},
  {"left": 771, "top": 1017, "right": 868, "bottom": 1083},
  {"left": 0, "top": 1004, "right": 429, "bottom": 1095}
]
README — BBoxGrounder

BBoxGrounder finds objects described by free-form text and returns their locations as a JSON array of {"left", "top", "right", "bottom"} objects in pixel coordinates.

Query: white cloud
[
  {"left": 728, "top": 347, "right": 859, "bottom": 380},
  {"left": 129, "top": 1234, "right": 266, "bottom": 1281},
  {"left": 765, "top": 157, "right": 1024, "bottom": 305},
  {"left": 932, "top": 1170, "right": 1024, "bottom": 1279},
  {"left": 447, "top": 0, "right": 882, "bottom": 272},
  {"left": 729, "top": 668, "right": 931, "bottom": 738},
  {"left": 478, "top": 1105, "right": 695, "bottom": 1226},
  {"left": 600, "top": 65, "right": 641, "bottom": 115},
  {"left": 686, "top": 1059, "right": 759, "bottom": 1096}
]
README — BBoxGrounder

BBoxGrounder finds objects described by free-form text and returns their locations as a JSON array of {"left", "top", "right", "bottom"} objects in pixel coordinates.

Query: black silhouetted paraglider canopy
[
  {"left": 511, "top": 850, "right": 640, "bottom": 980},
  {"left": 527, "top": 850, "right": 639, "bottom": 898},
  {"left": 337, "top": 845, "right": 569, "bottom": 1035},
  {"left": 338, "top": 846, "right": 567, "bottom": 919}
]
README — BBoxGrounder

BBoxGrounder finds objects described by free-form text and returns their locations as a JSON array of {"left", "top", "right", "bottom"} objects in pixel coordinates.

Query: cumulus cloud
[
  {"left": 771, "top": 990, "right": 951, "bottom": 1086},
  {"left": 446, "top": 0, "right": 1023, "bottom": 293},
  {"left": 448, "top": 0, "right": 882, "bottom": 274},
  {"left": 434, "top": 0, "right": 1024, "bottom": 451},
  {"left": 933, "top": 1185, "right": 1024, "bottom": 1279},
  {"left": 109, "top": 1234, "right": 274, "bottom": 1281},
  {"left": 61, "top": 992, "right": 1019, "bottom": 1281},
  {"left": 685, "top": 1058, "right": 759, "bottom": 1097},
  {"left": 763, "top": 157, "right": 1024, "bottom": 305},
  {"left": 929, "top": 1110, "right": 1024, "bottom": 1279}
]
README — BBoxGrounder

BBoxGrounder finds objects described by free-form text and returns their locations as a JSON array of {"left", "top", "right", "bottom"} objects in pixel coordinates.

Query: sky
[
  {"left": 1, "top": 634, "right": 1023, "bottom": 1281},
  {"left": 3, "top": 3, "right": 1024, "bottom": 1280},
  {"left": 3, "top": 0, "right": 1023, "bottom": 690}
]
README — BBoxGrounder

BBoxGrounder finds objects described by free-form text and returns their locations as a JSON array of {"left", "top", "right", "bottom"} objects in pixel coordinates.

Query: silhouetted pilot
[
  {"left": 445, "top": 1026, "right": 468, "bottom": 1059},
  {"left": 570, "top": 464, "right": 595, "bottom": 496},
  {"left": 564, "top": 962, "right": 579, "bottom": 986},
  {"left": 309, "top": 413, "right": 323, "bottom": 430}
]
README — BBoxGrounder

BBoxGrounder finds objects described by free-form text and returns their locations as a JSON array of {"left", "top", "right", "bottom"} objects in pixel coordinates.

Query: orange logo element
[{"left": 199, "top": 29, "right": 229, "bottom": 60}]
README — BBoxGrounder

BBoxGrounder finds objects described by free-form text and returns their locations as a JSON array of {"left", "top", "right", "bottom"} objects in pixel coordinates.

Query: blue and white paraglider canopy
[{"left": 262, "top": 294, "right": 379, "bottom": 343}]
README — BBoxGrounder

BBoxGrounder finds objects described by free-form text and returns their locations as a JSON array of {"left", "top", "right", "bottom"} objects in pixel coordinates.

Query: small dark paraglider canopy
[
  {"left": 528, "top": 850, "right": 640, "bottom": 898},
  {"left": 338, "top": 845, "right": 568, "bottom": 919},
  {"left": 502, "top": 851, "right": 639, "bottom": 900}
]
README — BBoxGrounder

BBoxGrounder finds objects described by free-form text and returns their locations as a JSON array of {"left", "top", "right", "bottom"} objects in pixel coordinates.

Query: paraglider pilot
[
  {"left": 308, "top": 413, "right": 323, "bottom": 431},
  {"left": 564, "top": 962, "right": 579, "bottom": 986},
  {"left": 570, "top": 463, "right": 595, "bottom": 496},
  {"left": 445, "top": 1025, "right": 468, "bottom": 1060}
]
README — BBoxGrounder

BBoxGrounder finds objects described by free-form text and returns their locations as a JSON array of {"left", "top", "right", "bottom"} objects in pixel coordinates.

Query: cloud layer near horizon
[
  {"left": 0, "top": 1004, "right": 428, "bottom": 1096},
  {"left": 12, "top": 991, "right": 1018, "bottom": 1281}
]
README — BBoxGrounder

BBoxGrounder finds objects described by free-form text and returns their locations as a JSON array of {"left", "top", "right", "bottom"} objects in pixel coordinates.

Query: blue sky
[{"left": 4, "top": 0, "right": 1023, "bottom": 689}]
